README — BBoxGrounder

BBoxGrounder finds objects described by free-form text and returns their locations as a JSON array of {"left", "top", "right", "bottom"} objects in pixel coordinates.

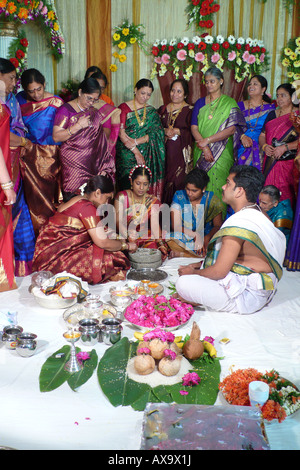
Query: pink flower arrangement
[
  {"left": 143, "top": 328, "right": 175, "bottom": 343},
  {"left": 161, "top": 53, "right": 171, "bottom": 65},
  {"left": 182, "top": 372, "right": 201, "bottom": 386},
  {"left": 124, "top": 295, "right": 194, "bottom": 328},
  {"left": 203, "top": 336, "right": 214, "bottom": 345},
  {"left": 227, "top": 51, "right": 236, "bottom": 61},
  {"left": 195, "top": 52, "right": 205, "bottom": 62},
  {"left": 163, "top": 349, "right": 177, "bottom": 360},
  {"left": 211, "top": 53, "right": 221, "bottom": 63}
]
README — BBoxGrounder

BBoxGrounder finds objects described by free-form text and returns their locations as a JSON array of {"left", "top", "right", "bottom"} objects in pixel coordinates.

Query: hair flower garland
[
  {"left": 150, "top": 35, "right": 269, "bottom": 83},
  {"left": 1, "top": 0, "right": 65, "bottom": 79},
  {"left": 280, "top": 36, "right": 300, "bottom": 83},
  {"left": 185, "top": 0, "right": 220, "bottom": 31},
  {"left": 110, "top": 18, "right": 148, "bottom": 73}
]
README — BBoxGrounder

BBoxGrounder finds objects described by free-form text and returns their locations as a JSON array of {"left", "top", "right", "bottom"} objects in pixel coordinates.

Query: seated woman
[
  {"left": 16, "top": 68, "right": 64, "bottom": 234},
  {"left": 53, "top": 78, "right": 120, "bottom": 201},
  {"left": 167, "top": 168, "right": 223, "bottom": 258},
  {"left": 259, "top": 185, "right": 293, "bottom": 244},
  {"left": 33, "top": 175, "right": 136, "bottom": 284},
  {"left": 114, "top": 165, "right": 168, "bottom": 259}
]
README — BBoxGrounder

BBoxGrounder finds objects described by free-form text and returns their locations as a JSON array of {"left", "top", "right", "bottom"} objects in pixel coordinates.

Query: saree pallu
[
  {"left": 237, "top": 101, "right": 275, "bottom": 169},
  {"left": 115, "top": 190, "right": 168, "bottom": 259},
  {"left": 6, "top": 94, "right": 35, "bottom": 277},
  {"left": 285, "top": 143, "right": 300, "bottom": 271},
  {"left": 19, "top": 96, "right": 64, "bottom": 234},
  {"left": 33, "top": 199, "right": 130, "bottom": 284},
  {"left": 263, "top": 112, "right": 299, "bottom": 207},
  {"left": 158, "top": 105, "right": 194, "bottom": 205},
  {"left": 0, "top": 104, "right": 17, "bottom": 291},
  {"left": 55, "top": 103, "right": 120, "bottom": 193},
  {"left": 167, "top": 189, "right": 223, "bottom": 257},
  {"left": 193, "top": 95, "right": 247, "bottom": 208},
  {"left": 267, "top": 199, "right": 293, "bottom": 245},
  {"left": 116, "top": 104, "right": 165, "bottom": 200}
]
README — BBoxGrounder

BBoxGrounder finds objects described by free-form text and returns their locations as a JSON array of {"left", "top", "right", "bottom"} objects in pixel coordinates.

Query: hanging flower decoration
[
  {"left": 281, "top": 37, "right": 300, "bottom": 82},
  {"left": 185, "top": 0, "right": 220, "bottom": 31},
  {"left": 110, "top": 18, "right": 147, "bottom": 73},
  {"left": 7, "top": 30, "right": 29, "bottom": 82},
  {"left": 0, "top": 0, "right": 65, "bottom": 72},
  {"left": 150, "top": 34, "right": 269, "bottom": 83}
]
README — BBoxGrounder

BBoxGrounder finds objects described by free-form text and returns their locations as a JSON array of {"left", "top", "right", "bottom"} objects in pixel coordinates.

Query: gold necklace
[
  {"left": 131, "top": 191, "right": 146, "bottom": 221},
  {"left": 247, "top": 100, "right": 264, "bottom": 131},
  {"left": 208, "top": 95, "right": 222, "bottom": 120},
  {"left": 77, "top": 99, "right": 85, "bottom": 112},
  {"left": 167, "top": 103, "right": 184, "bottom": 128},
  {"left": 133, "top": 99, "right": 147, "bottom": 127}
]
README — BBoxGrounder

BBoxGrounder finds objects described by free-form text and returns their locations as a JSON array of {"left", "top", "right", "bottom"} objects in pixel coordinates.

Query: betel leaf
[
  {"left": 39, "top": 345, "right": 71, "bottom": 392},
  {"left": 39, "top": 345, "right": 98, "bottom": 392},
  {"left": 68, "top": 349, "right": 98, "bottom": 391},
  {"left": 97, "top": 337, "right": 221, "bottom": 411}
]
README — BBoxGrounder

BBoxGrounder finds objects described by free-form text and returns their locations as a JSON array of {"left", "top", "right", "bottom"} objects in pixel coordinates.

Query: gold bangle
[
  {"left": 262, "top": 144, "right": 267, "bottom": 151},
  {"left": 68, "top": 126, "right": 74, "bottom": 136},
  {"left": 1, "top": 180, "right": 13, "bottom": 190},
  {"left": 120, "top": 241, "right": 128, "bottom": 251},
  {"left": 20, "top": 137, "right": 27, "bottom": 146}
]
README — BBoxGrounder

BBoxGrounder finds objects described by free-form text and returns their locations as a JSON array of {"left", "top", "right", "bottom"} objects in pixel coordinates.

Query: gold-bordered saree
[{"left": 33, "top": 199, "right": 130, "bottom": 284}]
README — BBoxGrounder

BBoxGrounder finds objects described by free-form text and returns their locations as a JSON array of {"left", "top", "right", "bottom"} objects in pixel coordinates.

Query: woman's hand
[
  {"left": 178, "top": 265, "right": 198, "bottom": 276},
  {"left": 135, "top": 150, "right": 146, "bottom": 165},
  {"left": 272, "top": 144, "right": 287, "bottom": 160},
  {"left": 77, "top": 114, "right": 91, "bottom": 129},
  {"left": 241, "top": 134, "right": 253, "bottom": 148},
  {"left": 3, "top": 188, "right": 16, "bottom": 206},
  {"left": 263, "top": 144, "right": 274, "bottom": 157},
  {"left": 202, "top": 146, "right": 214, "bottom": 162},
  {"left": 127, "top": 241, "right": 138, "bottom": 253}
]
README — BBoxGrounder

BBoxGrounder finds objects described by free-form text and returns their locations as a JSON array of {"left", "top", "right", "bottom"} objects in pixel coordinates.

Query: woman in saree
[
  {"left": 158, "top": 79, "right": 194, "bottom": 205},
  {"left": 0, "top": 58, "right": 35, "bottom": 277},
  {"left": 0, "top": 101, "right": 17, "bottom": 291},
  {"left": 237, "top": 75, "right": 275, "bottom": 170},
  {"left": 15, "top": 68, "right": 64, "bottom": 234},
  {"left": 167, "top": 168, "right": 223, "bottom": 258},
  {"left": 114, "top": 165, "right": 168, "bottom": 259},
  {"left": 84, "top": 66, "right": 115, "bottom": 106},
  {"left": 53, "top": 77, "right": 120, "bottom": 202},
  {"left": 284, "top": 114, "right": 300, "bottom": 271},
  {"left": 259, "top": 83, "right": 299, "bottom": 208},
  {"left": 33, "top": 175, "right": 136, "bottom": 284},
  {"left": 116, "top": 79, "right": 165, "bottom": 200},
  {"left": 259, "top": 185, "right": 293, "bottom": 244},
  {"left": 191, "top": 67, "right": 247, "bottom": 213}
]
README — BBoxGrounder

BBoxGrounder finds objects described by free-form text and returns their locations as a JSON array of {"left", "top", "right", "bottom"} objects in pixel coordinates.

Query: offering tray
[
  {"left": 124, "top": 317, "right": 191, "bottom": 332},
  {"left": 127, "top": 268, "right": 168, "bottom": 282},
  {"left": 63, "top": 303, "right": 117, "bottom": 326}
]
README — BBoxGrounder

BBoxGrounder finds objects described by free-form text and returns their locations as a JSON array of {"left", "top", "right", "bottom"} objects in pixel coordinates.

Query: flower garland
[
  {"left": 110, "top": 18, "right": 147, "bottom": 73},
  {"left": 219, "top": 368, "right": 300, "bottom": 423},
  {"left": 150, "top": 34, "right": 269, "bottom": 83},
  {"left": 185, "top": 0, "right": 220, "bottom": 31},
  {"left": 281, "top": 36, "right": 300, "bottom": 83},
  {"left": 7, "top": 29, "right": 28, "bottom": 80},
  {"left": 0, "top": 0, "right": 65, "bottom": 73}
]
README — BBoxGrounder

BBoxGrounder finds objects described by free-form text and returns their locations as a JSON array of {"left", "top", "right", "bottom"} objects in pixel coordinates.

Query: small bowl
[{"left": 109, "top": 287, "right": 133, "bottom": 308}]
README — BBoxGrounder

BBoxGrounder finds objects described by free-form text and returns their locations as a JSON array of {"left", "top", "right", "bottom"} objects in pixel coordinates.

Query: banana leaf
[
  {"left": 97, "top": 337, "right": 221, "bottom": 411},
  {"left": 39, "top": 345, "right": 97, "bottom": 392}
]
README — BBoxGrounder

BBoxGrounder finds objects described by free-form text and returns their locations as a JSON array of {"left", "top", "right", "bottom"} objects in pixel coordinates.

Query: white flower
[
  {"left": 153, "top": 39, "right": 160, "bottom": 47},
  {"left": 205, "top": 35, "right": 214, "bottom": 44},
  {"left": 228, "top": 35, "right": 236, "bottom": 45},
  {"left": 246, "top": 37, "right": 253, "bottom": 46},
  {"left": 170, "top": 38, "right": 177, "bottom": 46},
  {"left": 192, "top": 36, "right": 201, "bottom": 45},
  {"left": 252, "top": 39, "right": 258, "bottom": 47},
  {"left": 188, "top": 49, "right": 195, "bottom": 58},
  {"left": 237, "top": 37, "right": 245, "bottom": 45},
  {"left": 216, "top": 35, "right": 224, "bottom": 44},
  {"left": 257, "top": 40, "right": 264, "bottom": 48},
  {"left": 160, "top": 39, "right": 168, "bottom": 46},
  {"left": 181, "top": 37, "right": 190, "bottom": 46}
]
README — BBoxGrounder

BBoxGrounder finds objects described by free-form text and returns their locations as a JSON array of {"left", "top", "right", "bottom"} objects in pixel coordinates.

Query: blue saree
[{"left": 267, "top": 199, "right": 293, "bottom": 245}]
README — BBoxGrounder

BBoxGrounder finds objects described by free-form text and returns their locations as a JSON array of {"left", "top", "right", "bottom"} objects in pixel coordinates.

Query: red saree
[
  {"left": 0, "top": 104, "right": 17, "bottom": 291},
  {"left": 32, "top": 199, "right": 130, "bottom": 284},
  {"left": 263, "top": 111, "right": 299, "bottom": 207}
]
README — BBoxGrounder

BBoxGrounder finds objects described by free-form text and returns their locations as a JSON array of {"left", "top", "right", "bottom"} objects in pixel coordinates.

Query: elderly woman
[
  {"left": 33, "top": 175, "right": 136, "bottom": 284},
  {"left": 259, "top": 185, "right": 293, "bottom": 244},
  {"left": 16, "top": 68, "right": 64, "bottom": 234},
  {"left": 191, "top": 67, "right": 247, "bottom": 213},
  {"left": 53, "top": 77, "right": 120, "bottom": 201}
]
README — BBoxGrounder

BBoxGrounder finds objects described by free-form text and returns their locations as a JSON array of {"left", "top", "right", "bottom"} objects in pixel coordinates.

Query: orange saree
[{"left": 32, "top": 199, "right": 130, "bottom": 284}]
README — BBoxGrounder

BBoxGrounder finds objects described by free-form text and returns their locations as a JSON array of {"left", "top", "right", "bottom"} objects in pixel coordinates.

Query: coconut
[
  {"left": 148, "top": 338, "right": 168, "bottom": 360},
  {"left": 158, "top": 356, "right": 182, "bottom": 376},
  {"left": 133, "top": 354, "right": 155, "bottom": 375}
]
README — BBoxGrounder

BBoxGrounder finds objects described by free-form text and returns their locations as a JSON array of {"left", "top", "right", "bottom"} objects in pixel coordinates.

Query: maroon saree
[{"left": 33, "top": 199, "right": 130, "bottom": 284}]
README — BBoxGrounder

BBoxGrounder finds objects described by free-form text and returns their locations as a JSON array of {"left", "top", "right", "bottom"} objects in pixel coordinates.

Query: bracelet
[
  {"left": 207, "top": 136, "right": 211, "bottom": 144},
  {"left": 262, "top": 144, "right": 267, "bottom": 152},
  {"left": 68, "top": 127, "right": 74, "bottom": 136},
  {"left": 285, "top": 143, "right": 289, "bottom": 151},
  {"left": 20, "top": 137, "right": 27, "bottom": 147},
  {"left": 120, "top": 241, "right": 128, "bottom": 251},
  {"left": 130, "top": 146, "right": 136, "bottom": 152},
  {"left": 1, "top": 180, "right": 14, "bottom": 190},
  {"left": 240, "top": 134, "right": 245, "bottom": 140},
  {"left": 135, "top": 138, "right": 138, "bottom": 146}
]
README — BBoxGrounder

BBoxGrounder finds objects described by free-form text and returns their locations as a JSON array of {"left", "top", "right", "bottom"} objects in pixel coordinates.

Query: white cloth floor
[{"left": 0, "top": 257, "right": 300, "bottom": 450}]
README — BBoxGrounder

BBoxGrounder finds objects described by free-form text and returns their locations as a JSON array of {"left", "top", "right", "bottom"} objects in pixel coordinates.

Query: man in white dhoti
[{"left": 176, "top": 165, "right": 286, "bottom": 314}]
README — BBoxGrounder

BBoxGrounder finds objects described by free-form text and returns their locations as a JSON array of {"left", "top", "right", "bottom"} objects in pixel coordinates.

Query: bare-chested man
[{"left": 175, "top": 165, "right": 286, "bottom": 314}]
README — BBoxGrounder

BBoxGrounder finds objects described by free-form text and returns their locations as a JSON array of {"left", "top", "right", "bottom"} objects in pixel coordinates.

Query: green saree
[
  {"left": 116, "top": 103, "right": 165, "bottom": 200},
  {"left": 192, "top": 95, "right": 247, "bottom": 206}
]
